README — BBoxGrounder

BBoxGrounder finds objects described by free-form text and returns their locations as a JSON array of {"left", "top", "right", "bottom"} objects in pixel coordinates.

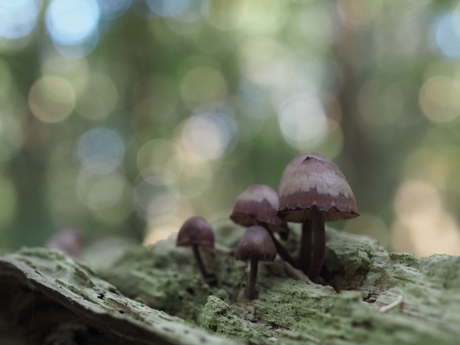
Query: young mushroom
[
  {"left": 230, "top": 184, "right": 295, "bottom": 267},
  {"left": 46, "top": 228, "right": 83, "bottom": 259},
  {"left": 235, "top": 226, "right": 277, "bottom": 300},
  {"left": 278, "top": 155, "right": 359, "bottom": 281},
  {"left": 176, "top": 216, "right": 216, "bottom": 284}
]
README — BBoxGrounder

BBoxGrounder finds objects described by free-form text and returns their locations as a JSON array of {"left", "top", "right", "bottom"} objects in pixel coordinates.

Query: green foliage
[{"left": 0, "top": 1, "right": 460, "bottom": 257}]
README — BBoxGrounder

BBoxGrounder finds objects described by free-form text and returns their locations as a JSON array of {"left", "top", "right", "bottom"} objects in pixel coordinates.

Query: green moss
[
  {"left": 0, "top": 246, "right": 239, "bottom": 345},
  {"left": 200, "top": 295, "right": 268, "bottom": 340},
  {"left": 3, "top": 221, "right": 460, "bottom": 345},
  {"left": 100, "top": 221, "right": 460, "bottom": 345}
]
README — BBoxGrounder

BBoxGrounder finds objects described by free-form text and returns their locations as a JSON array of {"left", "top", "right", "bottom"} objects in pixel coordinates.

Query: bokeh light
[
  {"left": 76, "top": 170, "right": 133, "bottom": 224},
  {"left": 344, "top": 214, "right": 389, "bottom": 247},
  {"left": 76, "top": 128, "right": 125, "bottom": 175},
  {"left": 176, "top": 158, "right": 213, "bottom": 199},
  {"left": 77, "top": 172, "right": 127, "bottom": 210},
  {"left": 46, "top": 0, "right": 100, "bottom": 57},
  {"left": 238, "top": 0, "right": 290, "bottom": 34},
  {"left": 182, "top": 112, "right": 236, "bottom": 160},
  {"left": 144, "top": 199, "right": 194, "bottom": 245},
  {"left": 146, "top": 0, "right": 193, "bottom": 18},
  {"left": 278, "top": 94, "right": 328, "bottom": 151},
  {"left": 298, "top": 2, "right": 338, "bottom": 52},
  {"left": 46, "top": 0, "right": 99, "bottom": 45},
  {"left": 1, "top": 0, "right": 460, "bottom": 259},
  {"left": 433, "top": 10, "right": 460, "bottom": 59},
  {"left": 29, "top": 76, "right": 76, "bottom": 123},
  {"left": 137, "top": 139, "right": 184, "bottom": 179},
  {"left": 41, "top": 53, "right": 90, "bottom": 91},
  {"left": 241, "top": 39, "right": 285, "bottom": 88},
  {"left": 203, "top": 0, "right": 243, "bottom": 31},
  {"left": 419, "top": 76, "right": 460, "bottom": 123},
  {"left": 0, "top": 0, "right": 39, "bottom": 40},
  {"left": 98, "top": 0, "right": 132, "bottom": 19},
  {"left": 392, "top": 179, "right": 460, "bottom": 256},
  {"left": 133, "top": 171, "right": 180, "bottom": 224},
  {"left": 315, "top": 119, "right": 344, "bottom": 159}
]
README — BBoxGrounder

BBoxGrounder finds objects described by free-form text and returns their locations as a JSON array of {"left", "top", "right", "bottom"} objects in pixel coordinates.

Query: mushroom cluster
[
  {"left": 230, "top": 184, "right": 294, "bottom": 266},
  {"left": 175, "top": 152, "right": 359, "bottom": 300}
]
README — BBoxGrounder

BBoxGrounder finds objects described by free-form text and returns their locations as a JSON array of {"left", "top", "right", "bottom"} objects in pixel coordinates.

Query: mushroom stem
[
  {"left": 192, "top": 243, "right": 216, "bottom": 284},
  {"left": 307, "top": 211, "right": 325, "bottom": 282},
  {"left": 244, "top": 257, "right": 258, "bottom": 300},
  {"left": 279, "top": 231, "right": 289, "bottom": 241},
  {"left": 260, "top": 222, "right": 296, "bottom": 267},
  {"left": 298, "top": 220, "right": 313, "bottom": 275}
]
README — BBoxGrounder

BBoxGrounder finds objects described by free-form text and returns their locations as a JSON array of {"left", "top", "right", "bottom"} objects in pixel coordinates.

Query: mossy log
[{"left": 1, "top": 220, "right": 460, "bottom": 345}]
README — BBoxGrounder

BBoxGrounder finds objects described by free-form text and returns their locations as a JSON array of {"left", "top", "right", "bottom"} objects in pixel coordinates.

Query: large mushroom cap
[
  {"left": 278, "top": 152, "right": 332, "bottom": 196},
  {"left": 278, "top": 156, "right": 359, "bottom": 222},
  {"left": 234, "top": 226, "right": 277, "bottom": 262},
  {"left": 176, "top": 216, "right": 215, "bottom": 247},
  {"left": 230, "top": 184, "right": 288, "bottom": 235}
]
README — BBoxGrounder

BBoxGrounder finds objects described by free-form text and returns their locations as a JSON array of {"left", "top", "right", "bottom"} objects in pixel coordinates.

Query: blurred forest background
[{"left": 1, "top": 0, "right": 460, "bottom": 258}]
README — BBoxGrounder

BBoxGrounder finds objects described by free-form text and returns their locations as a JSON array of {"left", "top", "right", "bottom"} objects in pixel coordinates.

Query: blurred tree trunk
[
  {"left": 7, "top": 49, "right": 55, "bottom": 248},
  {"left": 336, "top": 0, "right": 387, "bottom": 221}
]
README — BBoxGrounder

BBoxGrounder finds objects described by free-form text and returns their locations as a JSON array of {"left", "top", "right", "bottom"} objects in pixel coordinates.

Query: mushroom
[
  {"left": 230, "top": 184, "right": 295, "bottom": 267},
  {"left": 277, "top": 152, "right": 332, "bottom": 274},
  {"left": 278, "top": 155, "right": 359, "bottom": 281},
  {"left": 278, "top": 152, "right": 332, "bottom": 196},
  {"left": 234, "top": 226, "right": 277, "bottom": 300},
  {"left": 177, "top": 216, "right": 216, "bottom": 284},
  {"left": 46, "top": 228, "right": 83, "bottom": 259}
]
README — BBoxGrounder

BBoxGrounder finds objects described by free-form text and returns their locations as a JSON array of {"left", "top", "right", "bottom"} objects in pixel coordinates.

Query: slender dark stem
[
  {"left": 298, "top": 220, "right": 313, "bottom": 275},
  {"left": 279, "top": 231, "right": 289, "bottom": 241},
  {"left": 260, "top": 222, "right": 296, "bottom": 267},
  {"left": 191, "top": 244, "right": 216, "bottom": 284},
  {"left": 244, "top": 258, "right": 258, "bottom": 300},
  {"left": 307, "top": 211, "right": 325, "bottom": 282},
  {"left": 278, "top": 221, "right": 290, "bottom": 241}
]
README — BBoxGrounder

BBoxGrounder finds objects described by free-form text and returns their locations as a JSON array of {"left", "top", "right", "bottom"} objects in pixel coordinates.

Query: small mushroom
[
  {"left": 278, "top": 155, "right": 359, "bottom": 281},
  {"left": 177, "top": 216, "right": 216, "bottom": 284},
  {"left": 230, "top": 184, "right": 295, "bottom": 267},
  {"left": 234, "top": 226, "right": 277, "bottom": 300},
  {"left": 46, "top": 228, "right": 83, "bottom": 259}
]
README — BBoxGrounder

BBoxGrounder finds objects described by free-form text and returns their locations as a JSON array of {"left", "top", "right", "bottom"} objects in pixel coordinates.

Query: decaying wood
[{"left": 1, "top": 220, "right": 460, "bottom": 345}]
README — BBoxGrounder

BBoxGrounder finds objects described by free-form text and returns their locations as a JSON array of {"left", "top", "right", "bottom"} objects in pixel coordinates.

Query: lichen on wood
[
  {"left": 102, "top": 219, "right": 460, "bottom": 345},
  {"left": 1, "top": 219, "right": 460, "bottom": 345},
  {"left": 0, "top": 247, "right": 237, "bottom": 345}
]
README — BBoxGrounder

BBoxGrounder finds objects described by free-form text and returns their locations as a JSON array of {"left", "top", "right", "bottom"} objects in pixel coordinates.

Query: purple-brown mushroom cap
[
  {"left": 46, "top": 228, "right": 83, "bottom": 259},
  {"left": 278, "top": 152, "right": 332, "bottom": 196},
  {"left": 278, "top": 156, "right": 359, "bottom": 222},
  {"left": 176, "top": 216, "right": 215, "bottom": 248},
  {"left": 234, "top": 226, "right": 277, "bottom": 262},
  {"left": 230, "top": 184, "right": 288, "bottom": 235}
]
